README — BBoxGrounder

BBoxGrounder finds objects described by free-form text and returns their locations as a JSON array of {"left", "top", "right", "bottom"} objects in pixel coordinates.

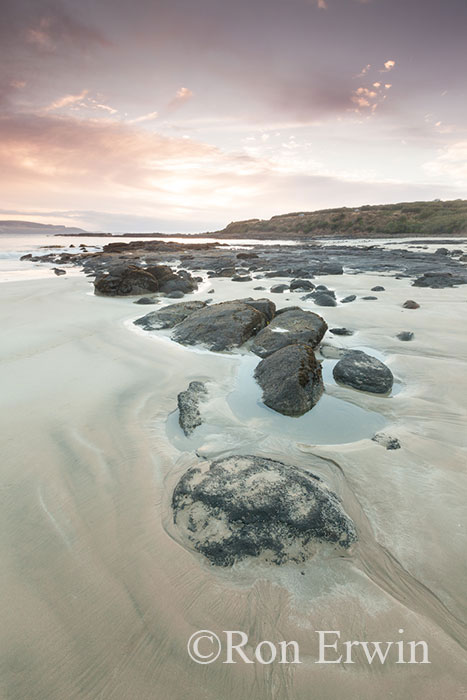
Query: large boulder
[
  {"left": 254, "top": 343, "right": 324, "bottom": 416},
  {"left": 94, "top": 265, "right": 160, "bottom": 296},
  {"left": 172, "top": 455, "right": 357, "bottom": 566},
  {"left": 333, "top": 350, "right": 394, "bottom": 394},
  {"left": 134, "top": 301, "right": 207, "bottom": 330},
  {"left": 251, "top": 308, "right": 327, "bottom": 358},
  {"left": 177, "top": 381, "right": 208, "bottom": 436},
  {"left": 172, "top": 300, "right": 267, "bottom": 351},
  {"left": 237, "top": 298, "right": 276, "bottom": 321}
]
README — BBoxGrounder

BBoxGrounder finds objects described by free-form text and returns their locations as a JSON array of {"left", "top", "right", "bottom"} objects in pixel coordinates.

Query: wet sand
[{"left": 1, "top": 270, "right": 467, "bottom": 699}]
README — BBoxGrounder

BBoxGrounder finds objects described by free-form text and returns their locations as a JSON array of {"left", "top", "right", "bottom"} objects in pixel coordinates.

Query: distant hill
[
  {"left": 213, "top": 199, "right": 467, "bottom": 239},
  {"left": 0, "top": 220, "right": 87, "bottom": 235}
]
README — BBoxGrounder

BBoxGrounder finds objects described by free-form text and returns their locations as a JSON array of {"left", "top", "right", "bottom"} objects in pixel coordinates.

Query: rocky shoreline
[{"left": 19, "top": 235, "right": 467, "bottom": 567}]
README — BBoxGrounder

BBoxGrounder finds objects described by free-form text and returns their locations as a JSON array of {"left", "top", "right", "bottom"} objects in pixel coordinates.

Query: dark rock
[
  {"left": 412, "top": 272, "right": 466, "bottom": 288},
  {"left": 254, "top": 343, "right": 324, "bottom": 416},
  {"left": 237, "top": 298, "right": 276, "bottom": 322},
  {"left": 311, "top": 292, "right": 337, "bottom": 307},
  {"left": 208, "top": 289, "right": 215, "bottom": 294},
  {"left": 275, "top": 306, "right": 302, "bottom": 315},
  {"left": 333, "top": 350, "right": 394, "bottom": 394},
  {"left": 340, "top": 295, "right": 356, "bottom": 303},
  {"left": 396, "top": 331, "right": 414, "bottom": 341},
  {"left": 134, "top": 300, "right": 207, "bottom": 330},
  {"left": 134, "top": 297, "right": 156, "bottom": 305},
  {"left": 167, "top": 290, "right": 185, "bottom": 298},
  {"left": 94, "top": 265, "right": 160, "bottom": 296},
  {"left": 172, "top": 300, "right": 267, "bottom": 351},
  {"left": 251, "top": 308, "right": 327, "bottom": 358},
  {"left": 232, "top": 274, "right": 252, "bottom": 282},
  {"left": 435, "top": 247, "right": 449, "bottom": 255},
  {"left": 270, "top": 284, "right": 289, "bottom": 293},
  {"left": 330, "top": 328, "right": 354, "bottom": 336},
  {"left": 290, "top": 279, "right": 315, "bottom": 292},
  {"left": 403, "top": 300, "right": 420, "bottom": 309},
  {"left": 172, "top": 455, "right": 357, "bottom": 566},
  {"left": 177, "top": 381, "right": 208, "bottom": 436},
  {"left": 53, "top": 267, "right": 66, "bottom": 276},
  {"left": 371, "top": 286, "right": 385, "bottom": 291},
  {"left": 236, "top": 252, "right": 258, "bottom": 259},
  {"left": 372, "top": 433, "right": 401, "bottom": 450},
  {"left": 317, "top": 262, "right": 343, "bottom": 275},
  {"left": 362, "top": 296, "right": 378, "bottom": 300},
  {"left": 253, "top": 286, "right": 266, "bottom": 290}
]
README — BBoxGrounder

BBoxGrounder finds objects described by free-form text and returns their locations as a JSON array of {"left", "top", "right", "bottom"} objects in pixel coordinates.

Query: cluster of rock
[
  {"left": 93, "top": 263, "right": 198, "bottom": 297},
  {"left": 172, "top": 455, "right": 357, "bottom": 566}
]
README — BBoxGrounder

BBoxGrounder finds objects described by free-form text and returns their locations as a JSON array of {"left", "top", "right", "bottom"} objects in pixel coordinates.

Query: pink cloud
[{"left": 166, "top": 87, "right": 194, "bottom": 113}]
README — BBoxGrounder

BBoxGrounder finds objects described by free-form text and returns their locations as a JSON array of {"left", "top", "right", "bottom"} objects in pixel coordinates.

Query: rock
[
  {"left": 403, "top": 300, "right": 420, "bottom": 309},
  {"left": 94, "top": 265, "right": 160, "bottom": 296},
  {"left": 134, "top": 297, "right": 156, "bottom": 304},
  {"left": 237, "top": 298, "right": 276, "bottom": 322},
  {"left": 253, "top": 286, "right": 265, "bottom": 290},
  {"left": 316, "top": 262, "right": 343, "bottom": 275},
  {"left": 319, "top": 344, "right": 346, "bottom": 359},
  {"left": 435, "top": 247, "right": 449, "bottom": 255},
  {"left": 254, "top": 343, "right": 324, "bottom": 416},
  {"left": 330, "top": 328, "right": 354, "bottom": 336},
  {"left": 172, "top": 300, "right": 267, "bottom": 351},
  {"left": 157, "top": 269, "right": 198, "bottom": 294},
  {"left": 412, "top": 272, "right": 466, "bottom": 288},
  {"left": 333, "top": 351, "right": 394, "bottom": 394},
  {"left": 134, "top": 300, "right": 207, "bottom": 330},
  {"left": 460, "top": 254, "right": 467, "bottom": 262},
  {"left": 172, "top": 455, "right": 357, "bottom": 566},
  {"left": 232, "top": 274, "right": 252, "bottom": 282},
  {"left": 52, "top": 267, "right": 66, "bottom": 276},
  {"left": 397, "top": 331, "right": 414, "bottom": 341},
  {"left": 362, "top": 296, "right": 378, "bottom": 300},
  {"left": 251, "top": 308, "right": 327, "bottom": 358},
  {"left": 315, "top": 285, "right": 336, "bottom": 297},
  {"left": 311, "top": 292, "right": 337, "bottom": 307},
  {"left": 208, "top": 289, "right": 215, "bottom": 294},
  {"left": 236, "top": 252, "right": 258, "bottom": 259},
  {"left": 167, "top": 290, "right": 184, "bottom": 298},
  {"left": 340, "top": 295, "right": 356, "bottom": 303},
  {"left": 270, "top": 284, "right": 289, "bottom": 293},
  {"left": 177, "top": 381, "right": 208, "bottom": 436},
  {"left": 372, "top": 433, "right": 401, "bottom": 450},
  {"left": 275, "top": 306, "right": 302, "bottom": 315},
  {"left": 371, "top": 286, "right": 385, "bottom": 291},
  {"left": 290, "top": 279, "right": 315, "bottom": 292}
]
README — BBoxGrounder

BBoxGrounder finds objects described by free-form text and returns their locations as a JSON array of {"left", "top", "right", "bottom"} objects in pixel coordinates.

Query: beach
[{"left": 1, "top": 240, "right": 467, "bottom": 699}]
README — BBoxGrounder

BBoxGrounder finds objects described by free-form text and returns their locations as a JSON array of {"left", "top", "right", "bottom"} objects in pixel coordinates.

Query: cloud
[
  {"left": 424, "top": 141, "right": 467, "bottom": 186},
  {"left": 128, "top": 111, "right": 159, "bottom": 124},
  {"left": 166, "top": 87, "right": 194, "bottom": 112},
  {"left": 381, "top": 59, "right": 396, "bottom": 72},
  {"left": 23, "top": 4, "right": 109, "bottom": 54},
  {"left": 45, "top": 89, "right": 89, "bottom": 111}
]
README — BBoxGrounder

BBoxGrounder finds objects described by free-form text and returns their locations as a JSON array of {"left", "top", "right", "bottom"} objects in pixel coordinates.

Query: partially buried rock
[
  {"left": 340, "top": 295, "right": 356, "bottom": 304},
  {"left": 177, "top": 381, "right": 208, "bottom": 436},
  {"left": 254, "top": 343, "right": 324, "bottom": 416},
  {"left": 134, "top": 300, "right": 206, "bottom": 330},
  {"left": 412, "top": 272, "right": 466, "bottom": 288},
  {"left": 362, "top": 296, "right": 377, "bottom": 300},
  {"left": 290, "top": 279, "right": 315, "bottom": 292},
  {"left": 53, "top": 267, "right": 66, "bottom": 276},
  {"left": 172, "top": 455, "right": 357, "bottom": 566},
  {"left": 134, "top": 297, "right": 156, "bottom": 305},
  {"left": 166, "top": 290, "right": 184, "bottom": 298},
  {"left": 397, "top": 331, "right": 414, "bottom": 341},
  {"left": 311, "top": 292, "right": 337, "bottom": 307},
  {"left": 372, "top": 433, "right": 401, "bottom": 450},
  {"left": 270, "top": 283, "right": 289, "bottom": 293},
  {"left": 172, "top": 300, "right": 267, "bottom": 351},
  {"left": 371, "top": 286, "right": 385, "bottom": 292},
  {"left": 330, "top": 328, "right": 354, "bottom": 336},
  {"left": 333, "top": 350, "right": 393, "bottom": 394},
  {"left": 232, "top": 274, "right": 252, "bottom": 282},
  {"left": 403, "top": 300, "right": 420, "bottom": 309},
  {"left": 252, "top": 308, "right": 327, "bottom": 358}
]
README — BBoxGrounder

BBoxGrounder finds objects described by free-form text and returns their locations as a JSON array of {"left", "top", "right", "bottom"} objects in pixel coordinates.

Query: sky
[{"left": 0, "top": 0, "right": 466, "bottom": 232}]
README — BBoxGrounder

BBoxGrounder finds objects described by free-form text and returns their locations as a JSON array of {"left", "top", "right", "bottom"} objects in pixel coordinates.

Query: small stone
[
  {"left": 403, "top": 300, "right": 420, "bottom": 309},
  {"left": 397, "top": 331, "right": 414, "bottom": 341}
]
